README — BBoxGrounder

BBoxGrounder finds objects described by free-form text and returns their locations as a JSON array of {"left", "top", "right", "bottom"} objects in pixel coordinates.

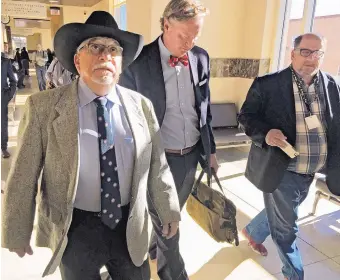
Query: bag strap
[
  {"left": 193, "top": 170, "right": 205, "bottom": 191},
  {"left": 211, "top": 169, "right": 227, "bottom": 198},
  {"left": 193, "top": 169, "right": 228, "bottom": 199}
]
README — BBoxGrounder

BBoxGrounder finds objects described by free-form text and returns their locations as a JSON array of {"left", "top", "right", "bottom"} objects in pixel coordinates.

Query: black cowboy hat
[{"left": 54, "top": 11, "right": 143, "bottom": 74}]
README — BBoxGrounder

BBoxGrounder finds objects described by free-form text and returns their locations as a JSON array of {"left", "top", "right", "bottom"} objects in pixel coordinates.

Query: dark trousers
[
  {"left": 22, "top": 59, "right": 29, "bottom": 76},
  {"left": 148, "top": 146, "right": 200, "bottom": 280},
  {"left": 60, "top": 205, "right": 150, "bottom": 280},
  {"left": 17, "top": 69, "right": 25, "bottom": 88},
  {"left": 1, "top": 92, "right": 10, "bottom": 151}
]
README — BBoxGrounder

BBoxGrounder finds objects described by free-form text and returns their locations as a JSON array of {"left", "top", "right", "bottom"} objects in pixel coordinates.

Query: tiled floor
[{"left": 1, "top": 75, "right": 339, "bottom": 280}]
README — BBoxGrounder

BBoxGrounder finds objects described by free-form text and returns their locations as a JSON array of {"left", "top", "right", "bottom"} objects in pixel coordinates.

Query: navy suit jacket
[
  {"left": 119, "top": 38, "right": 216, "bottom": 170},
  {"left": 239, "top": 67, "right": 340, "bottom": 195}
]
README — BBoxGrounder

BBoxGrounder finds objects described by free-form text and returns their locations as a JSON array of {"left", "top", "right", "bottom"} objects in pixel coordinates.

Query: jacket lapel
[
  {"left": 188, "top": 50, "right": 202, "bottom": 106},
  {"left": 148, "top": 39, "right": 167, "bottom": 123},
  {"left": 321, "top": 71, "right": 334, "bottom": 123},
  {"left": 116, "top": 86, "right": 147, "bottom": 210},
  {"left": 278, "top": 68, "right": 296, "bottom": 131},
  {"left": 52, "top": 81, "right": 79, "bottom": 173}
]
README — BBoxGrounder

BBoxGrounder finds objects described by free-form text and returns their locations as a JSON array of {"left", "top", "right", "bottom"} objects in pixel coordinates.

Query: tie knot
[{"left": 94, "top": 97, "right": 107, "bottom": 107}]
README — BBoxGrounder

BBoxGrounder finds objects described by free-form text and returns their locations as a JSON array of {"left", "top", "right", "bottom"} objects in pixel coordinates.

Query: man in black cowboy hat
[{"left": 2, "top": 11, "right": 181, "bottom": 280}]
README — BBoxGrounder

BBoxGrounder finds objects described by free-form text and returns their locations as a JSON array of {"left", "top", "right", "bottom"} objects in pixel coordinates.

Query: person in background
[
  {"left": 46, "top": 48, "right": 54, "bottom": 69},
  {"left": 120, "top": 1, "right": 218, "bottom": 279},
  {"left": 11, "top": 58, "right": 25, "bottom": 89},
  {"left": 238, "top": 33, "right": 340, "bottom": 280},
  {"left": 46, "top": 57, "right": 75, "bottom": 89},
  {"left": 20, "top": 47, "right": 30, "bottom": 76},
  {"left": 32, "top": 44, "right": 48, "bottom": 91},
  {"left": 2, "top": 11, "right": 181, "bottom": 280},
  {"left": 14, "top": 48, "right": 22, "bottom": 70},
  {"left": 1, "top": 42, "right": 17, "bottom": 158}
]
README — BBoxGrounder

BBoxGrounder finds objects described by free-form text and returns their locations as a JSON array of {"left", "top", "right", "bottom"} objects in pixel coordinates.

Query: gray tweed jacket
[{"left": 1, "top": 80, "right": 181, "bottom": 277}]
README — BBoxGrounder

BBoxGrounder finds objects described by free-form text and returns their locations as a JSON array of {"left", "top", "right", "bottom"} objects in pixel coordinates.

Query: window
[
  {"left": 114, "top": 0, "right": 127, "bottom": 31},
  {"left": 282, "top": 0, "right": 305, "bottom": 69},
  {"left": 312, "top": 0, "right": 340, "bottom": 77}
]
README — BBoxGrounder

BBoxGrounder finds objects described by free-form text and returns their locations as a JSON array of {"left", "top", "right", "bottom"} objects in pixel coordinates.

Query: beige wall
[
  {"left": 62, "top": 0, "right": 114, "bottom": 25},
  {"left": 63, "top": 6, "right": 89, "bottom": 24},
  {"left": 199, "top": 0, "right": 245, "bottom": 58},
  {"left": 26, "top": 29, "right": 53, "bottom": 50},
  {"left": 150, "top": 0, "right": 168, "bottom": 40},
  {"left": 27, "top": 33, "right": 41, "bottom": 51},
  {"left": 200, "top": 0, "right": 280, "bottom": 108},
  {"left": 126, "top": 0, "right": 152, "bottom": 44},
  {"left": 88, "top": 0, "right": 114, "bottom": 15}
]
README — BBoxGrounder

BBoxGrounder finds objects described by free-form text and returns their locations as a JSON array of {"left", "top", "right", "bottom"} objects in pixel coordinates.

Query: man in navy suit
[{"left": 119, "top": 1, "right": 218, "bottom": 279}]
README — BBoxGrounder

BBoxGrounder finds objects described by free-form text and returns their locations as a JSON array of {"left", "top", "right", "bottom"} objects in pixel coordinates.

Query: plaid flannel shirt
[{"left": 287, "top": 68, "right": 328, "bottom": 174}]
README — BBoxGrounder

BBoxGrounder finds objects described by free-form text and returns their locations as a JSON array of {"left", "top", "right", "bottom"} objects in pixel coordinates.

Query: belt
[
  {"left": 165, "top": 144, "right": 196, "bottom": 156},
  {"left": 73, "top": 204, "right": 131, "bottom": 218},
  {"left": 73, "top": 208, "right": 102, "bottom": 217}
]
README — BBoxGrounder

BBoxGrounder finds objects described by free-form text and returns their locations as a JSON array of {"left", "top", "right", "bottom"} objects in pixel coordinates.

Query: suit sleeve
[
  {"left": 238, "top": 78, "right": 272, "bottom": 148},
  {"left": 144, "top": 99, "right": 181, "bottom": 225},
  {"left": 1, "top": 96, "right": 43, "bottom": 249},
  {"left": 206, "top": 55, "right": 216, "bottom": 154},
  {"left": 119, "top": 66, "right": 137, "bottom": 91},
  {"left": 7, "top": 61, "right": 17, "bottom": 100}
]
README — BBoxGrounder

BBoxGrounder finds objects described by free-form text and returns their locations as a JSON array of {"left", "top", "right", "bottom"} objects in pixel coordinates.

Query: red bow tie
[{"left": 168, "top": 54, "right": 189, "bottom": 67}]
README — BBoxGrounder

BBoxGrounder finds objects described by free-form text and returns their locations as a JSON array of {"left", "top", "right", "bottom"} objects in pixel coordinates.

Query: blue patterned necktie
[{"left": 94, "top": 97, "right": 122, "bottom": 229}]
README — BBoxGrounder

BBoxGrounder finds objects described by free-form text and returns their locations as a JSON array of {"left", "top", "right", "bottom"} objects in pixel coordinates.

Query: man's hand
[
  {"left": 210, "top": 153, "right": 220, "bottom": 173},
  {"left": 9, "top": 245, "right": 33, "bottom": 258},
  {"left": 162, "top": 221, "right": 179, "bottom": 239},
  {"left": 265, "top": 129, "right": 287, "bottom": 149}
]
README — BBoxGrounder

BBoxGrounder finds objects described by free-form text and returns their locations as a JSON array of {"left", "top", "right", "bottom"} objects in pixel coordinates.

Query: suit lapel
[
  {"left": 116, "top": 86, "right": 147, "bottom": 209},
  {"left": 52, "top": 81, "right": 79, "bottom": 173},
  {"left": 321, "top": 71, "right": 334, "bottom": 123},
  {"left": 148, "top": 39, "right": 167, "bottom": 123},
  {"left": 278, "top": 68, "right": 296, "bottom": 129},
  {"left": 188, "top": 50, "right": 202, "bottom": 105}
]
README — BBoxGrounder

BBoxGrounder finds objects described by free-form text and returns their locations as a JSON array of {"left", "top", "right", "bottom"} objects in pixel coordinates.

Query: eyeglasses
[
  {"left": 80, "top": 43, "right": 123, "bottom": 57},
  {"left": 295, "top": 48, "right": 324, "bottom": 58}
]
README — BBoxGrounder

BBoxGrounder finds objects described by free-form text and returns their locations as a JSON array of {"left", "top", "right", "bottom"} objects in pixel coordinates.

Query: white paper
[{"left": 305, "top": 115, "right": 322, "bottom": 130}]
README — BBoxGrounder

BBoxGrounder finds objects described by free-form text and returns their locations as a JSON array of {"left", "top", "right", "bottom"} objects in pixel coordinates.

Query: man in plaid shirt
[{"left": 238, "top": 33, "right": 340, "bottom": 280}]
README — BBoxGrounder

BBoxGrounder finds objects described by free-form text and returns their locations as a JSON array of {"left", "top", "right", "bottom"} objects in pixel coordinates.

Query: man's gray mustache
[{"left": 92, "top": 63, "right": 114, "bottom": 72}]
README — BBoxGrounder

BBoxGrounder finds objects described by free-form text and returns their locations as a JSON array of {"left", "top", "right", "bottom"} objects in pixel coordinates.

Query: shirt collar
[
  {"left": 158, "top": 36, "right": 172, "bottom": 63},
  {"left": 78, "top": 78, "right": 121, "bottom": 108}
]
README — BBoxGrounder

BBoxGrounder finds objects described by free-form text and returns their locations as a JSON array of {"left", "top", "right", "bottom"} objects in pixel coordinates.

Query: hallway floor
[{"left": 1, "top": 75, "right": 339, "bottom": 280}]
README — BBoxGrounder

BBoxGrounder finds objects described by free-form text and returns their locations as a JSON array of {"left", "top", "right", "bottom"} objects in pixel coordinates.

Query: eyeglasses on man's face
[
  {"left": 295, "top": 48, "right": 324, "bottom": 58},
  {"left": 81, "top": 43, "right": 123, "bottom": 57}
]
